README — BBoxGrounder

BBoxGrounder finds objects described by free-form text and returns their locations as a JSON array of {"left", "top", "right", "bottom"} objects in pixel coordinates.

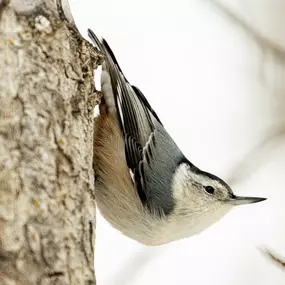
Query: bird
[{"left": 88, "top": 29, "right": 266, "bottom": 246}]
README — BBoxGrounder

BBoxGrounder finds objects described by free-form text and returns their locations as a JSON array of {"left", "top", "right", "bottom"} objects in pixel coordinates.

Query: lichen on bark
[{"left": 0, "top": 0, "right": 100, "bottom": 284}]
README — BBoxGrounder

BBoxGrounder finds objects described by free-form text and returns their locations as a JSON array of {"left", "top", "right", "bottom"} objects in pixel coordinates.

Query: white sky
[{"left": 69, "top": 1, "right": 285, "bottom": 284}]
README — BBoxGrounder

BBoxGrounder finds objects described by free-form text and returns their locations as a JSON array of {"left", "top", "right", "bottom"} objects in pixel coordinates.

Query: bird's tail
[{"left": 88, "top": 29, "right": 119, "bottom": 115}]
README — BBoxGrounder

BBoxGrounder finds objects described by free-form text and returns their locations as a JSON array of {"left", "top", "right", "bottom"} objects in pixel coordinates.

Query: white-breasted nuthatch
[{"left": 88, "top": 29, "right": 266, "bottom": 246}]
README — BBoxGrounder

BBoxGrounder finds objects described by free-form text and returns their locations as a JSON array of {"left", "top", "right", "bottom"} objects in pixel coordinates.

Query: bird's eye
[{"left": 205, "top": 186, "right": 215, "bottom": 194}]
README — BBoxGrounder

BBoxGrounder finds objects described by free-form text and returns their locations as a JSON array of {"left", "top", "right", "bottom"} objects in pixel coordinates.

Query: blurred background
[{"left": 69, "top": 0, "right": 285, "bottom": 284}]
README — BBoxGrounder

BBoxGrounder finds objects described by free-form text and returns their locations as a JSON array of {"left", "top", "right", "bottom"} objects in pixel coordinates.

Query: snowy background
[{"left": 69, "top": 0, "right": 285, "bottom": 284}]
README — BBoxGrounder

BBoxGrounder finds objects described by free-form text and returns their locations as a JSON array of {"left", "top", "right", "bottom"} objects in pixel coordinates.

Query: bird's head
[{"left": 171, "top": 161, "right": 266, "bottom": 235}]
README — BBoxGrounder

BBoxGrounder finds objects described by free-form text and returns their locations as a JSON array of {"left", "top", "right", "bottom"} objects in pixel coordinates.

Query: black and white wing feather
[{"left": 88, "top": 29, "right": 186, "bottom": 216}]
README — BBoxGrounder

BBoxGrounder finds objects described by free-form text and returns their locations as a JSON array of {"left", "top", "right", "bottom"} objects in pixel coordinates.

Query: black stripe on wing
[{"left": 132, "top": 85, "right": 163, "bottom": 126}]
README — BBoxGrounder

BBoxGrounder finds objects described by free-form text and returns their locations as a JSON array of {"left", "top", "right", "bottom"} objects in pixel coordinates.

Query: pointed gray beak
[{"left": 228, "top": 195, "right": 267, "bottom": 206}]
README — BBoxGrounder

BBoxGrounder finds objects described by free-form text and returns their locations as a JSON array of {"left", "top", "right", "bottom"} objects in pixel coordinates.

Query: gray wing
[{"left": 88, "top": 29, "right": 185, "bottom": 215}]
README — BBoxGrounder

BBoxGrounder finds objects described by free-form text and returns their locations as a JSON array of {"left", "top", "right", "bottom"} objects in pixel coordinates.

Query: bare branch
[{"left": 261, "top": 248, "right": 285, "bottom": 269}]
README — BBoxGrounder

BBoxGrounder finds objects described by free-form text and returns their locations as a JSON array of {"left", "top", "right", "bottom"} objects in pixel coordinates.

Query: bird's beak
[{"left": 228, "top": 195, "right": 267, "bottom": 206}]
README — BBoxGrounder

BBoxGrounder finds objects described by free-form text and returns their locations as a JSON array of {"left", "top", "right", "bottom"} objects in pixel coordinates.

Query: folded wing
[{"left": 88, "top": 29, "right": 185, "bottom": 216}]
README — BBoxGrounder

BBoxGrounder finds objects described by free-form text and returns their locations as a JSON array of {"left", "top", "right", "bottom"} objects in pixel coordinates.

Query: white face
[
  {"left": 156, "top": 163, "right": 265, "bottom": 244},
  {"left": 167, "top": 163, "right": 235, "bottom": 239},
  {"left": 172, "top": 163, "right": 234, "bottom": 218}
]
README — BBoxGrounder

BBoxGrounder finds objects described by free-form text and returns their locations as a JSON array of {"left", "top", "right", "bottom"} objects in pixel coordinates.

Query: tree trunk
[{"left": 0, "top": 1, "right": 99, "bottom": 284}]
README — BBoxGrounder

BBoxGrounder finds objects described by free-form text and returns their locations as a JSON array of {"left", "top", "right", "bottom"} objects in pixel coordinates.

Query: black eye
[{"left": 205, "top": 186, "right": 215, "bottom": 194}]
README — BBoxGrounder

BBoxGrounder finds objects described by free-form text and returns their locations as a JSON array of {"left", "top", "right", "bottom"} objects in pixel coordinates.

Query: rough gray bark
[{"left": 0, "top": 0, "right": 100, "bottom": 284}]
